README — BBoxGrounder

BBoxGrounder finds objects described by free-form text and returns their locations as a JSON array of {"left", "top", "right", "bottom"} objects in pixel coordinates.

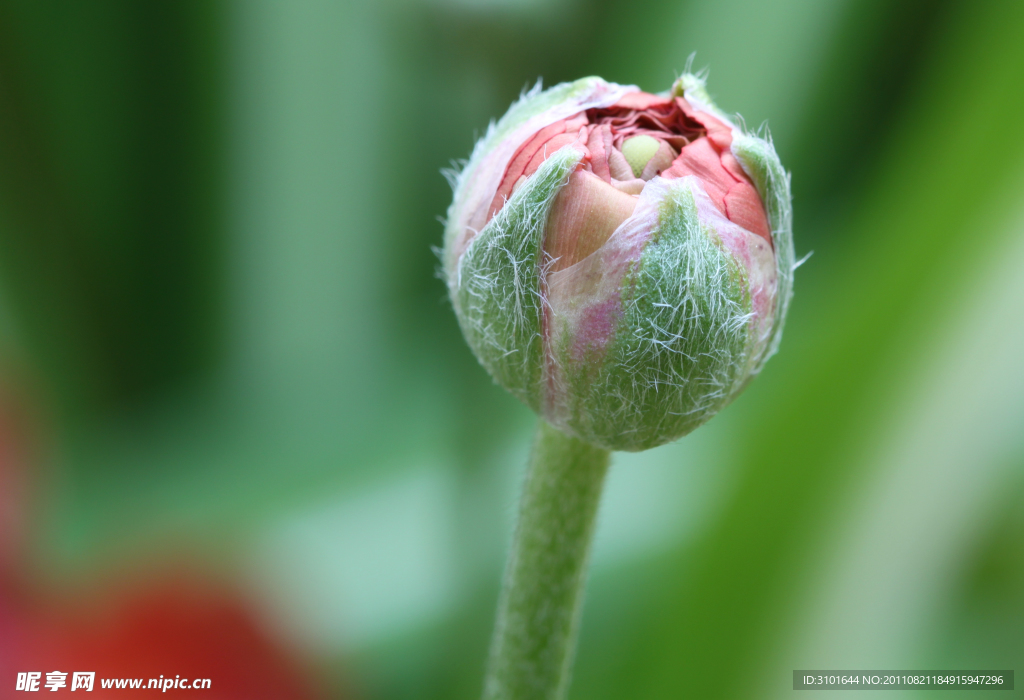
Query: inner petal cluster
[{"left": 487, "top": 91, "right": 772, "bottom": 260}]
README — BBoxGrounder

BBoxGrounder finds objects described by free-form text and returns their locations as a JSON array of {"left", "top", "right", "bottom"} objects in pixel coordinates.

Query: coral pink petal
[
  {"left": 614, "top": 91, "right": 672, "bottom": 110},
  {"left": 490, "top": 119, "right": 576, "bottom": 220},
  {"left": 662, "top": 137, "right": 732, "bottom": 215},
  {"left": 522, "top": 133, "right": 580, "bottom": 180},
  {"left": 490, "top": 120, "right": 568, "bottom": 218},
  {"left": 719, "top": 151, "right": 770, "bottom": 240},
  {"left": 723, "top": 181, "right": 771, "bottom": 241},
  {"left": 489, "top": 115, "right": 590, "bottom": 221},
  {"left": 720, "top": 151, "right": 748, "bottom": 181},
  {"left": 674, "top": 96, "right": 697, "bottom": 119},
  {"left": 689, "top": 108, "right": 734, "bottom": 152}
]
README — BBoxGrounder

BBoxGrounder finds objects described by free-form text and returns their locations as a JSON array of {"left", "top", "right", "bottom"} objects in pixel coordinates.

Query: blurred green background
[{"left": 1, "top": 0, "right": 1023, "bottom": 697}]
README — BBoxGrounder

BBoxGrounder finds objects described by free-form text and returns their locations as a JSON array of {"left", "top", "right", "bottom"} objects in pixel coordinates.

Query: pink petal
[
  {"left": 613, "top": 91, "right": 672, "bottom": 110},
  {"left": 683, "top": 104, "right": 733, "bottom": 152},
  {"left": 723, "top": 180, "right": 771, "bottom": 240},
  {"left": 607, "top": 147, "right": 635, "bottom": 181},
  {"left": 639, "top": 139, "right": 678, "bottom": 180},
  {"left": 488, "top": 114, "right": 588, "bottom": 221},
  {"left": 545, "top": 170, "right": 638, "bottom": 271},
  {"left": 661, "top": 136, "right": 732, "bottom": 218},
  {"left": 522, "top": 132, "right": 582, "bottom": 179},
  {"left": 585, "top": 123, "right": 614, "bottom": 182},
  {"left": 722, "top": 151, "right": 770, "bottom": 240}
]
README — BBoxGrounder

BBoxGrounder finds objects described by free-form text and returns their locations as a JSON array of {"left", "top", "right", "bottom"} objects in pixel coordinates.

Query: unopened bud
[
  {"left": 442, "top": 75, "right": 794, "bottom": 451},
  {"left": 621, "top": 135, "right": 659, "bottom": 177}
]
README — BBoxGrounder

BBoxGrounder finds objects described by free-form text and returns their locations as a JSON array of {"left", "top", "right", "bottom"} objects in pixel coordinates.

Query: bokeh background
[{"left": 1, "top": 0, "right": 1023, "bottom": 697}]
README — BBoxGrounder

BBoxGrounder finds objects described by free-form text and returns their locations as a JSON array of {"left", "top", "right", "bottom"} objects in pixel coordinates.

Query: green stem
[{"left": 483, "top": 420, "right": 611, "bottom": 700}]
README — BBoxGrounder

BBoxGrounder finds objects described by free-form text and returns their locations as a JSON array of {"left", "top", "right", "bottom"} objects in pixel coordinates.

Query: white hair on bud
[
  {"left": 551, "top": 177, "right": 759, "bottom": 451},
  {"left": 443, "top": 78, "right": 638, "bottom": 278},
  {"left": 730, "top": 130, "right": 794, "bottom": 368},
  {"left": 452, "top": 146, "right": 584, "bottom": 410}
]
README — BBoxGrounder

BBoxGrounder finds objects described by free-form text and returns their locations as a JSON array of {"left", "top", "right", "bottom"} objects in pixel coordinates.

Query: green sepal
[
  {"left": 444, "top": 77, "right": 610, "bottom": 264},
  {"left": 455, "top": 146, "right": 584, "bottom": 412},
  {"left": 555, "top": 180, "right": 752, "bottom": 452},
  {"left": 672, "top": 72, "right": 733, "bottom": 123},
  {"left": 731, "top": 132, "right": 795, "bottom": 366},
  {"left": 676, "top": 70, "right": 796, "bottom": 370},
  {"left": 471, "top": 77, "right": 604, "bottom": 169}
]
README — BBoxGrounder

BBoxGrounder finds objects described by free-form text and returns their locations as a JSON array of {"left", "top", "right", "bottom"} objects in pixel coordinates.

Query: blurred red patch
[{"left": 4, "top": 579, "right": 322, "bottom": 699}]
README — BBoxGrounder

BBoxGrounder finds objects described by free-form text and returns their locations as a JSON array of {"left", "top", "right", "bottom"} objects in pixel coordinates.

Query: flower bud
[{"left": 443, "top": 74, "right": 794, "bottom": 452}]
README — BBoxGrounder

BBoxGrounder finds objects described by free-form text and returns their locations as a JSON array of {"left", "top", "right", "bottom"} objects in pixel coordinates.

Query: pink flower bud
[{"left": 444, "top": 75, "right": 794, "bottom": 451}]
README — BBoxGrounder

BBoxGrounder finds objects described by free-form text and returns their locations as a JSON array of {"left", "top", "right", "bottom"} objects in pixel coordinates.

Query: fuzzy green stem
[{"left": 483, "top": 420, "right": 611, "bottom": 700}]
